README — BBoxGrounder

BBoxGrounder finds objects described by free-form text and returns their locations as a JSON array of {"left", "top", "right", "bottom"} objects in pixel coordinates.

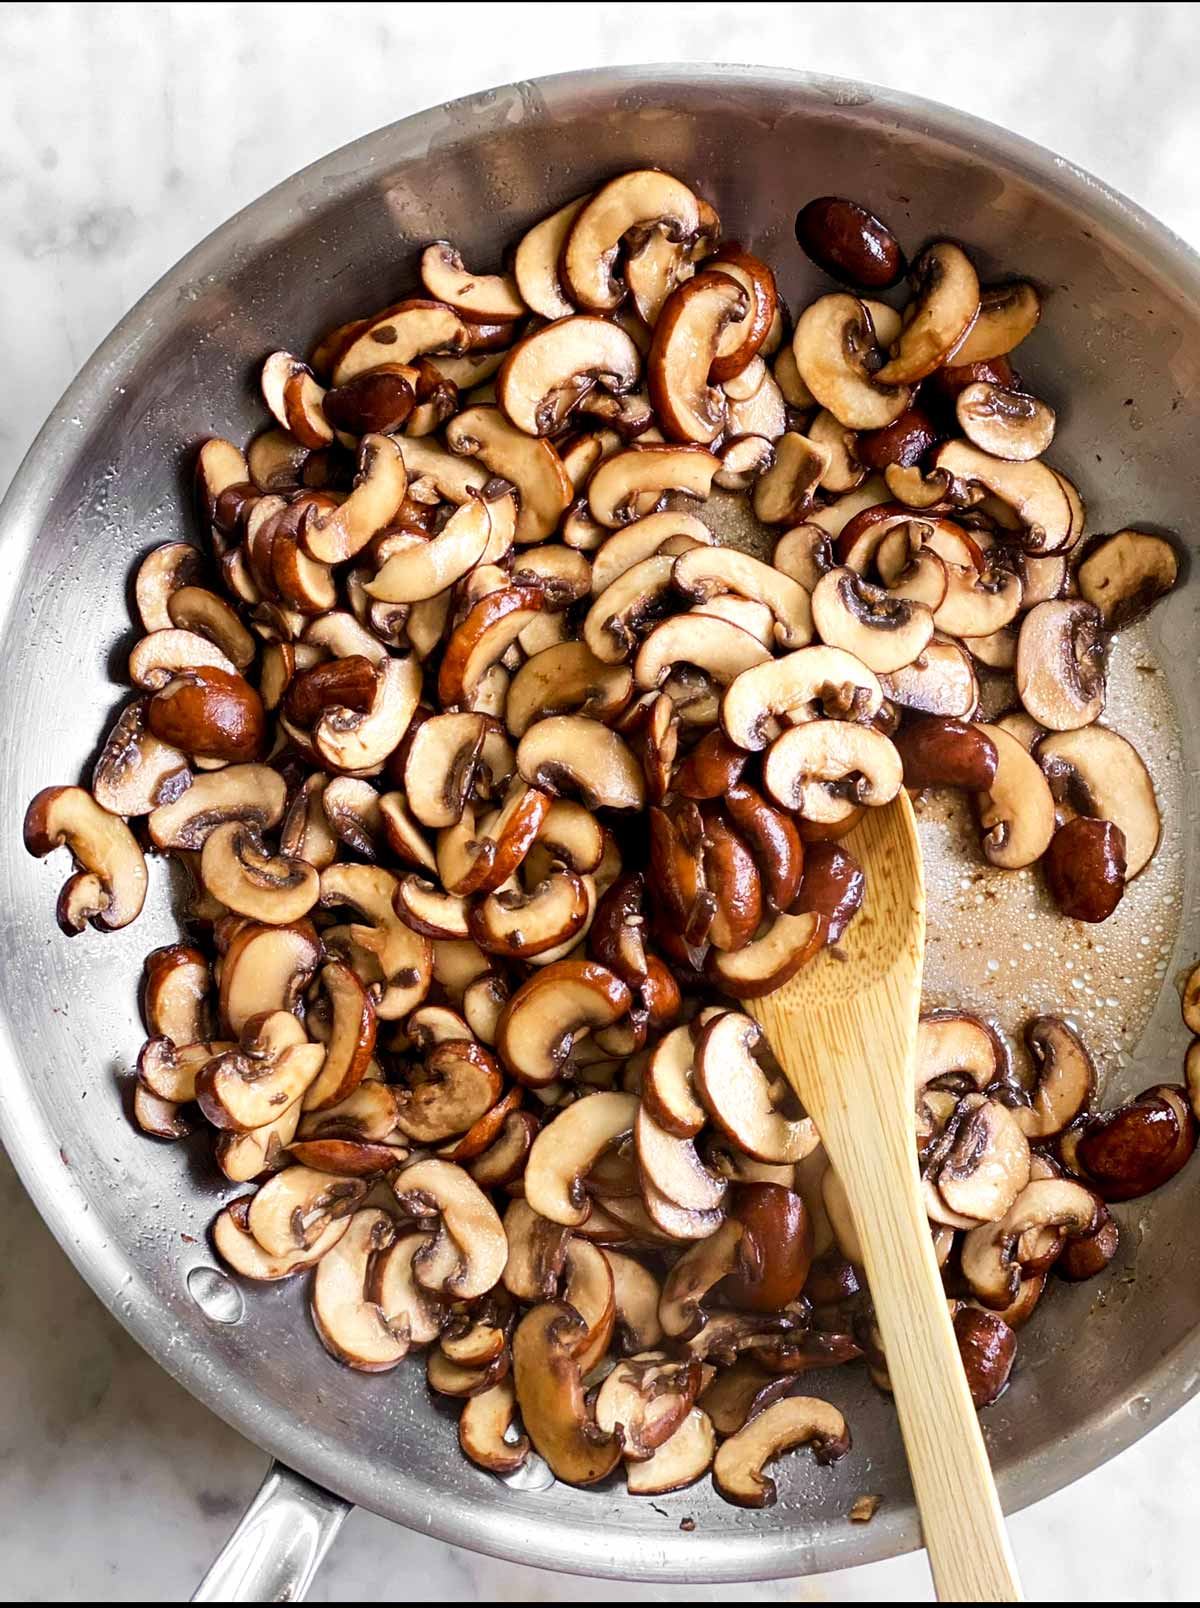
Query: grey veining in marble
[{"left": 4, "top": 2, "right": 1200, "bottom": 1600}]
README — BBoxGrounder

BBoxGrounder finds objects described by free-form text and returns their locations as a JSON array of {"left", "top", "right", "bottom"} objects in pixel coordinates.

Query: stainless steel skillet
[{"left": 3, "top": 65, "right": 1200, "bottom": 1600}]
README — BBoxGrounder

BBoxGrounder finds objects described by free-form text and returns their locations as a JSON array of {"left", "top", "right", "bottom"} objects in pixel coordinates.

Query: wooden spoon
[{"left": 748, "top": 790, "right": 1022, "bottom": 1602}]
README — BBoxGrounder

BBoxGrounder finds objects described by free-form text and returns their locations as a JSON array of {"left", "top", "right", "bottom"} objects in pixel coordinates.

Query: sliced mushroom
[
  {"left": 792, "top": 294, "right": 910, "bottom": 430},
  {"left": 1016, "top": 600, "right": 1106, "bottom": 731},
  {"left": 1035, "top": 724, "right": 1160, "bottom": 878},
  {"left": 751, "top": 432, "right": 831, "bottom": 526},
  {"left": 881, "top": 637, "right": 979, "bottom": 720},
  {"left": 506, "top": 642, "right": 633, "bottom": 739},
  {"left": 1064, "top": 1084, "right": 1197, "bottom": 1203},
  {"left": 876, "top": 242, "right": 980, "bottom": 384},
  {"left": 695, "top": 1012, "right": 817, "bottom": 1163},
  {"left": 393, "top": 1038, "right": 502, "bottom": 1145},
  {"left": 517, "top": 715, "right": 645, "bottom": 811},
  {"left": 213, "top": 1195, "right": 351, "bottom": 1281},
  {"left": 511, "top": 1303, "right": 623, "bottom": 1484},
  {"left": 712, "top": 1396, "right": 850, "bottom": 1507},
  {"left": 707, "top": 909, "right": 827, "bottom": 999},
  {"left": 647, "top": 271, "right": 746, "bottom": 444},
  {"left": 634, "top": 612, "right": 772, "bottom": 696},
  {"left": 458, "top": 1378, "right": 530, "bottom": 1475},
  {"left": 588, "top": 445, "right": 720, "bottom": 528},
  {"left": 1076, "top": 529, "right": 1178, "bottom": 630},
  {"left": 927, "top": 1095, "right": 1031, "bottom": 1225},
  {"left": 561, "top": 169, "right": 702, "bottom": 313},
  {"left": 129, "top": 627, "right": 237, "bottom": 690},
  {"left": 444, "top": 406, "right": 571, "bottom": 543},
  {"left": 1043, "top": 816, "right": 1127, "bottom": 922},
  {"left": 312, "top": 653, "right": 421, "bottom": 776},
  {"left": 960, "top": 1177, "right": 1097, "bottom": 1307},
  {"left": 310, "top": 1208, "right": 410, "bottom": 1371},
  {"left": 330, "top": 299, "right": 469, "bottom": 386},
  {"left": 24, "top": 786, "right": 148, "bottom": 933},
  {"left": 956, "top": 382, "right": 1055, "bottom": 461},
  {"left": 301, "top": 434, "right": 407, "bottom": 564},
  {"left": 972, "top": 722, "right": 1057, "bottom": 869},
  {"left": 523, "top": 1090, "right": 639, "bottom": 1225},
  {"left": 721, "top": 645, "right": 883, "bottom": 752},
  {"left": 497, "top": 963, "right": 632, "bottom": 1090},
  {"left": 419, "top": 241, "right": 525, "bottom": 322},
  {"left": 247, "top": 1163, "right": 368, "bottom": 1257},
  {"left": 513, "top": 194, "right": 590, "bottom": 319},
  {"left": 811, "top": 568, "right": 934, "bottom": 674},
  {"left": 198, "top": 822, "right": 319, "bottom": 924},
  {"left": 584, "top": 552, "right": 676, "bottom": 664},
  {"left": 91, "top": 699, "right": 191, "bottom": 817},
  {"left": 635, "top": 1102, "right": 727, "bottom": 1214},
  {"left": 319, "top": 861, "right": 432, "bottom": 1019},
  {"left": 366, "top": 497, "right": 493, "bottom": 604},
  {"left": 949, "top": 282, "right": 1041, "bottom": 364},
  {"left": 496, "top": 315, "right": 641, "bottom": 436},
  {"left": 438, "top": 586, "right": 543, "bottom": 707},
  {"left": 763, "top": 721, "right": 903, "bottom": 821},
  {"left": 393, "top": 1158, "right": 507, "bottom": 1299},
  {"left": 933, "top": 442, "right": 1073, "bottom": 554},
  {"left": 301, "top": 961, "right": 377, "bottom": 1112},
  {"left": 772, "top": 523, "right": 835, "bottom": 591}
]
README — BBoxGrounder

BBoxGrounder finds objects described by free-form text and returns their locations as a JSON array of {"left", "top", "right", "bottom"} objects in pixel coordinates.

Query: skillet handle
[{"left": 191, "top": 1461, "right": 351, "bottom": 1602}]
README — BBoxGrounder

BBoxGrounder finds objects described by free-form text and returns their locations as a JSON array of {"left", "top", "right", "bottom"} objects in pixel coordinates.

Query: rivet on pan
[
  {"left": 187, "top": 1264, "right": 246, "bottom": 1325},
  {"left": 501, "top": 1452, "right": 555, "bottom": 1492}
]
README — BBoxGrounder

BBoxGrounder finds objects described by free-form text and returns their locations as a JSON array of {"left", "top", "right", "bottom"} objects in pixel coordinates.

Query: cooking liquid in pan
[{"left": 704, "top": 487, "right": 1185, "bottom": 1083}]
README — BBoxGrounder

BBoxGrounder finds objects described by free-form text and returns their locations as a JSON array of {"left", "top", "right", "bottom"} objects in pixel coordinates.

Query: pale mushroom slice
[
  {"left": 260, "top": 351, "right": 334, "bottom": 448},
  {"left": 92, "top": 698, "right": 192, "bottom": 817},
  {"left": 626, "top": 1407, "right": 715, "bottom": 1495},
  {"left": 524, "top": 1090, "right": 639, "bottom": 1225},
  {"left": 302, "top": 961, "right": 378, "bottom": 1111},
  {"left": 633, "top": 613, "right": 773, "bottom": 694},
  {"left": 811, "top": 568, "right": 935, "bottom": 674},
  {"left": 1016, "top": 600, "right": 1106, "bottom": 731},
  {"left": 247, "top": 1164, "right": 368, "bottom": 1257},
  {"left": 496, "top": 316, "right": 641, "bottom": 437},
  {"left": 199, "top": 822, "right": 319, "bottom": 924},
  {"left": 397, "top": 435, "right": 490, "bottom": 505},
  {"left": 511, "top": 1303, "right": 623, "bottom": 1485},
  {"left": 792, "top": 295, "right": 910, "bottom": 430},
  {"left": 402, "top": 711, "right": 487, "bottom": 829},
  {"left": 302, "top": 434, "right": 408, "bottom": 565},
  {"left": 148, "top": 761, "right": 286, "bottom": 849},
  {"left": 142, "top": 943, "right": 212, "bottom": 1045},
  {"left": 1076, "top": 529, "right": 1178, "bottom": 629},
  {"left": 956, "top": 381, "right": 1055, "bottom": 461},
  {"left": 311, "top": 1208, "right": 411, "bottom": 1371},
  {"left": 641, "top": 1022, "right": 707, "bottom": 1138},
  {"left": 137, "top": 1036, "right": 231, "bottom": 1103},
  {"left": 635, "top": 1103, "right": 727, "bottom": 1214},
  {"left": 313, "top": 653, "right": 422, "bottom": 775},
  {"left": 949, "top": 281, "right": 1042, "bottom": 364},
  {"left": 369, "top": 1228, "right": 444, "bottom": 1347},
  {"left": 1035, "top": 724, "right": 1160, "bottom": 878},
  {"left": 876, "top": 242, "right": 980, "bottom": 384},
  {"left": 561, "top": 169, "right": 702, "bottom": 313},
  {"left": 602, "top": 1250, "right": 664, "bottom": 1353},
  {"left": 23, "top": 785, "right": 148, "bottom": 933},
  {"left": 470, "top": 867, "right": 589, "bottom": 959},
  {"left": 365, "top": 495, "right": 493, "bottom": 603},
  {"left": 213, "top": 1196, "right": 351, "bottom": 1281},
  {"left": 330, "top": 299, "right": 469, "bottom": 385},
  {"left": 595, "top": 1353, "right": 704, "bottom": 1460},
  {"left": 445, "top": 405, "right": 572, "bottom": 543},
  {"left": 721, "top": 645, "right": 883, "bottom": 752},
  {"left": 513, "top": 194, "right": 590, "bottom": 320},
  {"left": 393, "top": 1158, "right": 508, "bottom": 1300},
  {"left": 933, "top": 442, "right": 1073, "bottom": 555},
  {"left": 591, "top": 514, "right": 713, "bottom": 597},
  {"left": 960, "top": 1176, "right": 1097, "bottom": 1307},
  {"left": 713, "top": 1396, "right": 851, "bottom": 1507},
  {"left": 583, "top": 551, "right": 677, "bottom": 664},
  {"left": 216, "top": 1102, "right": 303, "bottom": 1180},
  {"left": 420, "top": 242, "right": 526, "bottom": 322},
  {"left": 763, "top": 721, "right": 903, "bottom": 822},
  {"left": 972, "top": 722, "right": 1057, "bottom": 870},
  {"left": 648, "top": 272, "right": 747, "bottom": 444},
  {"left": 129, "top": 627, "right": 238, "bottom": 690},
  {"left": 879, "top": 636, "right": 979, "bottom": 719},
  {"left": 926, "top": 1095, "right": 1031, "bottom": 1227},
  {"left": 319, "top": 861, "right": 433, "bottom": 1019},
  {"left": 517, "top": 715, "right": 645, "bottom": 811},
  {"left": 588, "top": 444, "right": 720, "bottom": 528},
  {"left": 694, "top": 1011, "right": 818, "bottom": 1163},
  {"left": 459, "top": 1378, "right": 531, "bottom": 1475},
  {"left": 217, "top": 921, "right": 322, "bottom": 1038},
  {"left": 136, "top": 542, "right": 208, "bottom": 634}
]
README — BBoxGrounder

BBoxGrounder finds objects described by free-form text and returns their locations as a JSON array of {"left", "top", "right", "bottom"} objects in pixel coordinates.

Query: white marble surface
[{"left": 3, "top": 2, "right": 1200, "bottom": 1600}]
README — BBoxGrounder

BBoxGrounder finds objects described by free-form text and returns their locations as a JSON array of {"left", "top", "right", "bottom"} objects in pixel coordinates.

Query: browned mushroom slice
[
  {"left": 600, "top": 1249, "right": 664, "bottom": 1353},
  {"left": 707, "top": 910, "right": 827, "bottom": 999},
  {"left": 1009, "top": 1015, "right": 1096, "bottom": 1141},
  {"left": 706, "top": 245, "right": 778, "bottom": 380},
  {"left": 949, "top": 282, "right": 1041, "bottom": 364},
  {"left": 320, "top": 861, "right": 432, "bottom": 1019},
  {"left": 213, "top": 1196, "right": 351, "bottom": 1281},
  {"left": 400, "top": 710, "right": 485, "bottom": 830},
  {"left": 1016, "top": 600, "right": 1106, "bottom": 731},
  {"left": 128, "top": 627, "right": 238, "bottom": 691},
  {"left": 496, "top": 315, "right": 641, "bottom": 437},
  {"left": 592, "top": 511, "right": 713, "bottom": 594},
  {"left": 137, "top": 1036, "right": 229, "bottom": 1103},
  {"left": 806, "top": 408, "right": 865, "bottom": 496},
  {"left": 876, "top": 242, "right": 980, "bottom": 385},
  {"left": 391, "top": 1038, "right": 501, "bottom": 1146},
  {"left": 699, "top": 1362, "right": 793, "bottom": 1437},
  {"left": 637, "top": 1022, "right": 705, "bottom": 1138},
  {"left": 506, "top": 642, "right": 633, "bottom": 739},
  {"left": 418, "top": 241, "right": 525, "bottom": 323},
  {"left": 330, "top": 299, "right": 469, "bottom": 386},
  {"left": 392, "top": 875, "right": 468, "bottom": 939},
  {"left": 972, "top": 722, "right": 1056, "bottom": 869},
  {"left": 146, "top": 666, "right": 265, "bottom": 763},
  {"left": 512, "top": 1303, "right": 623, "bottom": 1484},
  {"left": 439, "top": 586, "right": 544, "bottom": 707},
  {"left": 694, "top": 1011, "right": 818, "bottom": 1163},
  {"left": 646, "top": 271, "right": 746, "bottom": 444},
  {"left": 471, "top": 867, "right": 589, "bottom": 959},
  {"left": 313, "top": 654, "right": 421, "bottom": 775},
  {"left": 811, "top": 568, "right": 934, "bottom": 674},
  {"left": 517, "top": 715, "right": 645, "bottom": 811},
  {"left": 881, "top": 638, "right": 979, "bottom": 720},
  {"left": 24, "top": 785, "right": 148, "bottom": 934},
  {"left": 393, "top": 1158, "right": 508, "bottom": 1299},
  {"left": 501, "top": 1197, "right": 570, "bottom": 1302},
  {"left": 523, "top": 1090, "right": 639, "bottom": 1225},
  {"left": 588, "top": 444, "right": 720, "bottom": 527},
  {"left": 721, "top": 645, "right": 883, "bottom": 752},
  {"left": 513, "top": 194, "right": 590, "bottom": 319},
  {"left": 634, "top": 612, "right": 772, "bottom": 696},
  {"left": 561, "top": 170, "right": 702, "bottom": 313},
  {"left": 247, "top": 1163, "right": 368, "bottom": 1257},
  {"left": 246, "top": 428, "right": 310, "bottom": 493},
  {"left": 90, "top": 698, "right": 191, "bottom": 818},
  {"left": 747, "top": 433, "right": 828, "bottom": 527},
  {"left": 136, "top": 542, "right": 209, "bottom": 634},
  {"left": 368, "top": 1227, "right": 444, "bottom": 1347},
  {"left": 1076, "top": 529, "right": 1178, "bottom": 629},
  {"left": 933, "top": 442, "right": 1073, "bottom": 554},
  {"left": 956, "top": 382, "right": 1054, "bottom": 462},
  {"left": 772, "top": 523, "right": 835, "bottom": 591},
  {"left": 960, "top": 1177, "right": 1097, "bottom": 1307},
  {"left": 301, "top": 961, "right": 377, "bottom": 1111},
  {"left": 1035, "top": 725, "right": 1160, "bottom": 878},
  {"left": 196, "top": 435, "right": 252, "bottom": 524},
  {"left": 792, "top": 294, "right": 910, "bottom": 430},
  {"left": 497, "top": 963, "right": 632, "bottom": 1090},
  {"left": 301, "top": 434, "right": 407, "bottom": 564},
  {"left": 297, "top": 1078, "right": 399, "bottom": 1144},
  {"left": 795, "top": 196, "right": 905, "bottom": 289},
  {"left": 763, "top": 721, "right": 902, "bottom": 822},
  {"left": 309, "top": 1208, "right": 410, "bottom": 1370},
  {"left": 458, "top": 1378, "right": 530, "bottom": 1475},
  {"left": 713, "top": 1396, "right": 850, "bottom": 1507},
  {"left": 365, "top": 497, "right": 493, "bottom": 604},
  {"left": 445, "top": 406, "right": 571, "bottom": 543},
  {"left": 584, "top": 552, "right": 676, "bottom": 664},
  {"left": 142, "top": 944, "right": 211, "bottom": 1048},
  {"left": 261, "top": 351, "right": 334, "bottom": 449},
  {"left": 197, "top": 822, "right": 318, "bottom": 925},
  {"left": 926, "top": 1095, "right": 1031, "bottom": 1226},
  {"left": 595, "top": 1353, "right": 704, "bottom": 1462},
  {"left": 635, "top": 1102, "right": 727, "bottom": 1214},
  {"left": 217, "top": 919, "right": 321, "bottom": 1037}
]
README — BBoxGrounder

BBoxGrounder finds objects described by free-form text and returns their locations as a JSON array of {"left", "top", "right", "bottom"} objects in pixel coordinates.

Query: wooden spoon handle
[{"left": 831, "top": 1109, "right": 1023, "bottom": 1602}]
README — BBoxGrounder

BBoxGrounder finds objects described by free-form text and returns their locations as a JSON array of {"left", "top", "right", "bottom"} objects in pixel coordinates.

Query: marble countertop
[{"left": 3, "top": 3, "right": 1200, "bottom": 1600}]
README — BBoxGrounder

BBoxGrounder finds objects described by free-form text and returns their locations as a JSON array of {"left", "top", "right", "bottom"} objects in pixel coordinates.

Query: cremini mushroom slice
[
  {"left": 313, "top": 653, "right": 421, "bottom": 775},
  {"left": 199, "top": 822, "right": 319, "bottom": 924},
  {"left": 584, "top": 551, "right": 677, "bottom": 664},
  {"left": 640, "top": 1022, "right": 707, "bottom": 1138},
  {"left": 366, "top": 496, "right": 493, "bottom": 603},
  {"left": 506, "top": 642, "right": 633, "bottom": 738},
  {"left": 763, "top": 720, "right": 903, "bottom": 822},
  {"left": 956, "top": 381, "right": 1055, "bottom": 461},
  {"left": 635, "top": 1102, "right": 727, "bottom": 1214},
  {"left": 1016, "top": 600, "right": 1106, "bottom": 731},
  {"left": 310, "top": 1207, "right": 410, "bottom": 1371},
  {"left": 246, "top": 428, "right": 309, "bottom": 494},
  {"left": 880, "top": 636, "right": 979, "bottom": 719},
  {"left": 261, "top": 351, "right": 334, "bottom": 449},
  {"left": 933, "top": 441, "right": 1073, "bottom": 554},
  {"left": 772, "top": 523, "right": 835, "bottom": 591},
  {"left": 713, "top": 1396, "right": 850, "bottom": 1508},
  {"left": 395, "top": 875, "right": 471, "bottom": 939},
  {"left": 960, "top": 1177, "right": 1098, "bottom": 1307},
  {"left": 402, "top": 711, "right": 486, "bottom": 829},
  {"left": 927, "top": 1095, "right": 1031, "bottom": 1226},
  {"left": 633, "top": 612, "right": 772, "bottom": 695},
  {"left": 707, "top": 244, "right": 778, "bottom": 380},
  {"left": 511, "top": 1303, "right": 623, "bottom": 1485},
  {"left": 516, "top": 715, "right": 645, "bottom": 811},
  {"left": 497, "top": 964, "right": 632, "bottom": 1090},
  {"left": 137, "top": 1036, "right": 231, "bottom": 1103},
  {"left": 459, "top": 1378, "right": 530, "bottom": 1475},
  {"left": 524, "top": 1090, "right": 639, "bottom": 1224},
  {"left": 471, "top": 866, "right": 589, "bottom": 959},
  {"left": 167, "top": 585, "right": 256, "bottom": 670},
  {"left": 393, "top": 1158, "right": 508, "bottom": 1299},
  {"left": 792, "top": 294, "right": 910, "bottom": 430},
  {"left": 1035, "top": 724, "right": 1160, "bottom": 878},
  {"left": 247, "top": 1163, "right": 368, "bottom": 1257},
  {"left": 24, "top": 785, "right": 148, "bottom": 934},
  {"left": 136, "top": 541, "right": 209, "bottom": 635},
  {"left": 707, "top": 909, "right": 827, "bottom": 999},
  {"left": 596, "top": 1354, "right": 704, "bottom": 1462},
  {"left": 1011, "top": 1015, "right": 1095, "bottom": 1141},
  {"left": 302, "top": 434, "right": 407, "bottom": 564},
  {"left": 213, "top": 1195, "right": 352, "bottom": 1281},
  {"left": 445, "top": 405, "right": 571, "bottom": 542},
  {"left": 648, "top": 271, "right": 746, "bottom": 444},
  {"left": 439, "top": 586, "right": 544, "bottom": 707},
  {"left": 303, "top": 961, "right": 377, "bottom": 1111},
  {"left": 877, "top": 242, "right": 980, "bottom": 384},
  {"left": 319, "top": 862, "right": 432, "bottom": 1019},
  {"left": 91, "top": 699, "right": 192, "bottom": 817},
  {"left": 330, "top": 299, "right": 469, "bottom": 386},
  {"left": 129, "top": 627, "right": 238, "bottom": 690},
  {"left": 1076, "top": 529, "right": 1178, "bottom": 629},
  {"left": 973, "top": 722, "right": 1057, "bottom": 870},
  {"left": 602, "top": 1249, "right": 664, "bottom": 1353},
  {"left": 496, "top": 315, "right": 641, "bottom": 437},
  {"left": 142, "top": 942, "right": 212, "bottom": 1046},
  {"left": 368, "top": 1227, "right": 444, "bottom": 1347},
  {"left": 513, "top": 194, "right": 589, "bottom": 319},
  {"left": 811, "top": 567, "right": 935, "bottom": 673},
  {"left": 393, "top": 1037, "right": 502, "bottom": 1144},
  {"left": 420, "top": 241, "right": 526, "bottom": 322},
  {"left": 721, "top": 645, "right": 883, "bottom": 752},
  {"left": 217, "top": 920, "right": 321, "bottom": 1037},
  {"left": 588, "top": 444, "right": 720, "bottom": 528},
  {"left": 751, "top": 432, "right": 831, "bottom": 526},
  {"left": 695, "top": 1011, "right": 818, "bottom": 1163},
  {"left": 949, "top": 281, "right": 1042, "bottom": 364},
  {"left": 1064, "top": 1084, "right": 1197, "bottom": 1202},
  {"left": 561, "top": 169, "right": 702, "bottom": 313}
]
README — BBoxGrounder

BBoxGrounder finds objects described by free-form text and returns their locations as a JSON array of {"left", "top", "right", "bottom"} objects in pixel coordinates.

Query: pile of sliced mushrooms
[{"left": 25, "top": 172, "right": 1197, "bottom": 1507}]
